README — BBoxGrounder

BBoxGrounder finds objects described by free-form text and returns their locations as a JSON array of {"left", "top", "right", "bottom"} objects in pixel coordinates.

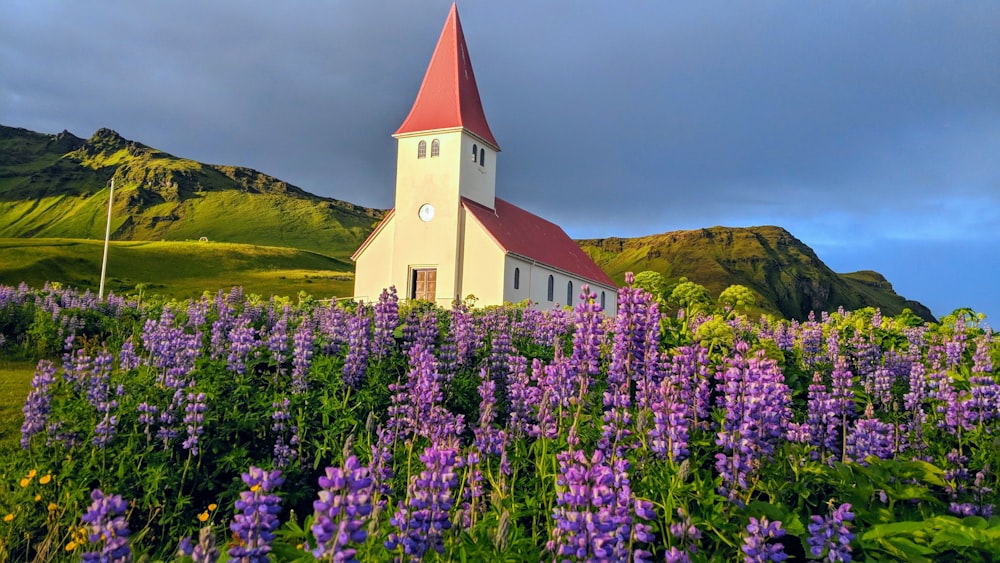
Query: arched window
[
  {"left": 479, "top": 148, "right": 485, "bottom": 166},
  {"left": 601, "top": 291, "right": 606, "bottom": 310},
  {"left": 431, "top": 139, "right": 440, "bottom": 157},
  {"left": 472, "top": 143, "right": 478, "bottom": 163},
  {"left": 567, "top": 281, "right": 574, "bottom": 306},
  {"left": 513, "top": 267, "right": 520, "bottom": 290},
  {"left": 417, "top": 140, "right": 427, "bottom": 159},
  {"left": 547, "top": 275, "right": 554, "bottom": 302}
]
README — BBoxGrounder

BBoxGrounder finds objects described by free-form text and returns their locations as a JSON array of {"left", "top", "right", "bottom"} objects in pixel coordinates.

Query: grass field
[
  {"left": 0, "top": 237, "right": 356, "bottom": 300},
  {"left": 0, "top": 360, "right": 33, "bottom": 452}
]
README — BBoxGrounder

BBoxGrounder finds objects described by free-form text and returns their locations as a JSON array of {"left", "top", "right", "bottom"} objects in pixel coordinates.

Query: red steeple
[{"left": 394, "top": 4, "right": 499, "bottom": 150}]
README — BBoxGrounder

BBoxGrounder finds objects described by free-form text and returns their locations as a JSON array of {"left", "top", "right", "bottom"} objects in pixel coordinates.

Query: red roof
[
  {"left": 394, "top": 4, "right": 499, "bottom": 150},
  {"left": 463, "top": 197, "right": 616, "bottom": 288}
]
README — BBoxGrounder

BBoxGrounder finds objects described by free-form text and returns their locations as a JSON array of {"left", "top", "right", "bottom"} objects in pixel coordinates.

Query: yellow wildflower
[
  {"left": 34, "top": 494, "right": 42, "bottom": 502},
  {"left": 208, "top": 503, "right": 218, "bottom": 511},
  {"left": 197, "top": 511, "right": 209, "bottom": 522},
  {"left": 65, "top": 541, "right": 77, "bottom": 551},
  {"left": 27, "top": 469, "right": 37, "bottom": 479},
  {"left": 3, "top": 514, "right": 13, "bottom": 522},
  {"left": 250, "top": 484, "right": 261, "bottom": 493},
  {"left": 39, "top": 474, "right": 52, "bottom": 485},
  {"left": 19, "top": 478, "right": 30, "bottom": 488},
  {"left": 47, "top": 503, "right": 58, "bottom": 512}
]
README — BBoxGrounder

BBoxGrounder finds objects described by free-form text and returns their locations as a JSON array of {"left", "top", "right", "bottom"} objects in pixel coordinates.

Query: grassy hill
[
  {"left": 0, "top": 125, "right": 383, "bottom": 257},
  {"left": 0, "top": 238, "right": 354, "bottom": 300},
  {"left": 2, "top": 124, "right": 934, "bottom": 319},
  {"left": 578, "top": 226, "right": 935, "bottom": 321}
]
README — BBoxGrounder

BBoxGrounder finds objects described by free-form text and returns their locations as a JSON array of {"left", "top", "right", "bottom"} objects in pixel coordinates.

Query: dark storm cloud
[{"left": 2, "top": 1, "right": 998, "bottom": 320}]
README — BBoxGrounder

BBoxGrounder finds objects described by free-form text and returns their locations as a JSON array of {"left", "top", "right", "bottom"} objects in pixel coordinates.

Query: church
[{"left": 352, "top": 4, "right": 618, "bottom": 315}]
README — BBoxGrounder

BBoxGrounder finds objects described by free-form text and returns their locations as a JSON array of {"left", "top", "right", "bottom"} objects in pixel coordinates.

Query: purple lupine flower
[
  {"left": 227, "top": 314, "right": 258, "bottom": 375},
  {"left": 570, "top": 284, "right": 605, "bottom": 381},
  {"left": 371, "top": 286, "right": 399, "bottom": 361},
  {"left": 90, "top": 350, "right": 119, "bottom": 448},
  {"left": 505, "top": 355, "right": 536, "bottom": 438},
  {"left": 387, "top": 343, "right": 465, "bottom": 445},
  {"left": 935, "top": 376, "right": 974, "bottom": 437},
  {"left": 529, "top": 358, "right": 561, "bottom": 440},
  {"left": 178, "top": 527, "right": 220, "bottom": 563},
  {"left": 342, "top": 305, "right": 371, "bottom": 389},
  {"left": 801, "top": 371, "right": 836, "bottom": 455},
  {"left": 667, "top": 508, "right": 702, "bottom": 561},
  {"left": 547, "top": 449, "right": 654, "bottom": 562},
  {"left": 386, "top": 445, "right": 459, "bottom": 559},
  {"left": 187, "top": 297, "right": 210, "bottom": 329},
  {"left": 807, "top": 503, "right": 855, "bottom": 562},
  {"left": 649, "top": 378, "right": 690, "bottom": 462},
  {"left": 798, "top": 319, "right": 824, "bottom": 367},
  {"left": 20, "top": 359, "right": 58, "bottom": 449},
  {"left": 80, "top": 489, "right": 132, "bottom": 563},
  {"left": 457, "top": 449, "right": 486, "bottom": 529},
  {"left": 118, "top": 337, "right": 140, "bottom": 371},
  {"left": 136, "top": 402, "right": 159, "bottom": 442},
  {"left": 474, "top": 366, "right": 505, "bottom": 456},
  {"left": 825, "top": 327, "right": 840, "bottom": 364},
  {"left": 143, "top": 307, "right": 201, "bottom": 384},
  {"left": 903, "top": 361, "right": 927, "bottom": 412},
  {"left": 290, "top": 322, "right": 313, "bottom": 394},
  {"left": 944, "top": 317, "right": 967, "bottom": 369},
  {"left": 669, "top": 344, "right": 713, "bottom": 429},
  {"left": 828, "top": 356, "right": 856, "bottom": 459},
  {"left": 849, "top": 330, "right": 881, "bottom": 390},
  {"left": 715, "top": 342, "right": 792, "bottom": 504},
  {"left": 369, "top": 425, "right": 395, "bottom": 506},
  {"left": 311, "top": 455, "right": 373, "bottom": 562},
  {"left": 263, "top": 309, "right": 289, "bottom": 369},
  {"left": 741, "top": 516, "right": 787, "bottom": 562},
  {"left": 270, "top": 398, "right": 297, "bottom": 467},
  {"left": 448, "top": 302, "right": 477, "bottom": 367},
  {"left": 967, "top": 333, "right": 998, "bottom": 427},
  {"left": 846, "top": 404, "right": 896, "bottom": 465},
  {"left": 602, "top": 272, "right": 658, "bottom": 456},
  {"left": 182, "top": 391, "right": 208, "bottom": 456},
  {"left": 229, "top": 466, "right": 284, "bottom": 563}
]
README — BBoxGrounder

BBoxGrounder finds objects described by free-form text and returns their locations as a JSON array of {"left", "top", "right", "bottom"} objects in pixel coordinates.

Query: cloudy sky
[{"left": 3, "top": 1, "right": 998, "bottom": 323}]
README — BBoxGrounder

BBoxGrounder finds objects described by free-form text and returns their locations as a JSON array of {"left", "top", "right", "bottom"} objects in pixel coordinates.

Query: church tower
[
  {"left": 386, "top": 3, "right": 498, "bottom": 303},
  {"left": 352, "top": 4, "right": 617, "bottom": 312}
]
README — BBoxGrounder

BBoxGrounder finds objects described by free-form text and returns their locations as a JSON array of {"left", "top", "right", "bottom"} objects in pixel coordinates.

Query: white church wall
[
  {"left": 352, "top": 216, "right": 396, "bottom": 303},
  {"left": 458, "top": 212, "right": 506, "bottom": 304},
  {"left": 504, "top": 256, "right": 618, "bottom": 316}
]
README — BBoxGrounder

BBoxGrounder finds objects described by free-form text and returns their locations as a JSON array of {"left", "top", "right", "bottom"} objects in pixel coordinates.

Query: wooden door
[{"left": 411, "top": 268, "right": 437, "bottom": 301}]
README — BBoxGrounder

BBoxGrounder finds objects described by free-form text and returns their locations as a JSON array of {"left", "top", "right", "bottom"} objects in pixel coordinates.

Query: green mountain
[
  {"left": 0, "top": 125, "right": 382, "bottom": 258},
  {"left": 2, "top": 124, "right": 933, "bottom": 320},
  {"left": 578, "top": 226, "right": 936, "bottom": 321}
]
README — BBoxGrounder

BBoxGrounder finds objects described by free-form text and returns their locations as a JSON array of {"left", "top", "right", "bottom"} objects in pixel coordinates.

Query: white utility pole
[{"left": 98, "top": 179, "right": 114, "bottom": 300}]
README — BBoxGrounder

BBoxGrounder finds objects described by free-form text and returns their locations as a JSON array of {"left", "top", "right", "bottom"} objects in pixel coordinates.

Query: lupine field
[{"left": 0, "top": 276, "right": 998, "bottom": 562}]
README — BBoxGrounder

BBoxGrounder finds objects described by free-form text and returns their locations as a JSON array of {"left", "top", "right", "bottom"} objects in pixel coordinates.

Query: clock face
[{"left": 418, "top": 203, "right": 435, "bottom": 222}]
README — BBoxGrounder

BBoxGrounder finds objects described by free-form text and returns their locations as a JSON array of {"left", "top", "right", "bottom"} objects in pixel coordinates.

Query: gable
[
  {"left": 462, "top": 197, "right": 615, "bottom": 288},
  {"left": 350, "top": 209, "right": 395, "bottom": 262}
]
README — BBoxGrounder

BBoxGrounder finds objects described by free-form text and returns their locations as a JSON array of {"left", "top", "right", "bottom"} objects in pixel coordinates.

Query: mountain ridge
[
  {"left": 578, "top": 226, "right": 935, "bottom": 321},
  {"left": 1, "top": 124, "right": 934, "bottom": 320},
  {"left": 0, "top": 124, "right": 382, "bottom": 256}
]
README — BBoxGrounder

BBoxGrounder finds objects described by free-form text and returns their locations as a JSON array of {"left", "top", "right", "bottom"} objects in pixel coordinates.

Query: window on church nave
[
  {"left": 480, "top": 148, "right": 485, "bottom": 167},
  {"left": 417, "top": 140, "right": 427, "bottom": 159},
  {"left": 547, "top": 275, "right": 554, "bottom": 301},
  {"left": 431, "top": 139, "right": 440, "bottom": 157},
  {"left": 601, "top": 291, "right": 606, "bottom": 310},
  {"left": 567, "top": 281, "right": 573, "bottom": 306},
  {"left": 472, "top": 144, "right": 478, "bottom": 163},
  {"left": 513, "top": 267, "right": 520, "bottom": 290}
]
